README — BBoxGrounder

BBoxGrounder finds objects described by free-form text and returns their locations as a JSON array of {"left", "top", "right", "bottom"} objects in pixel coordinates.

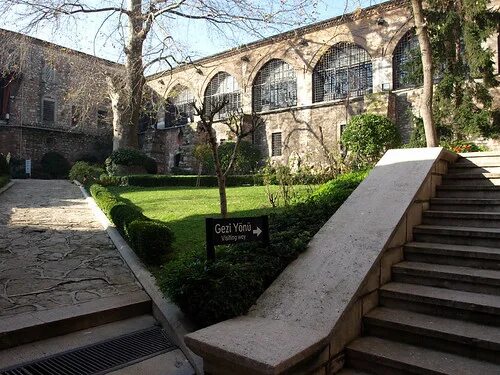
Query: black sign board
[{"left": 205, "top": 216, "right": 269, "bottom": 260}]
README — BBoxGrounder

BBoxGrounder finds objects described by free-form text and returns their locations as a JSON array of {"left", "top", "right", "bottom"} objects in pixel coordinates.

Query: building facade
[
  {"left": 0, "top": 29, "right": 118, "bottom": 176},
  {"left": 147, "top": 0, "right": 500, "bottom": 173}
]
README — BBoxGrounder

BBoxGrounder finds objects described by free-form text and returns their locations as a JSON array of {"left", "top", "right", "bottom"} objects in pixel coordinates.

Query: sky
[{"left": 0, "top": 0, "right": 384, "bottom": 70}]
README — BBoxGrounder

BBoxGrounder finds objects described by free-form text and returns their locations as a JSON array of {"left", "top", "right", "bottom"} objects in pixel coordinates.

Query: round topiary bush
[
  {"left": 69, "top": 161, "right": 105, "bottom": 185},
  {"left": 41, "top": 152, "right": 71, "bottom": 179},
  {"left": 105, "top": 148, "right": 157, "bottom": 176},
  {"left": 341, "top": 114, "right": 401, "bottom": 164}
]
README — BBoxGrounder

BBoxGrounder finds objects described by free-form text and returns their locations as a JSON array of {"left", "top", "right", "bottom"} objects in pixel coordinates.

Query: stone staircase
[{"left": 343, "top": 152, "right": 500, "bottom": 374}]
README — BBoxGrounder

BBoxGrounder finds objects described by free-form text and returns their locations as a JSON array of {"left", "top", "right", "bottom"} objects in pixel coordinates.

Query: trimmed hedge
[
  {"left": 105, "top": 148, "right": 157, "bottom": 176},
  {"left": 159, "top": 170, "right": 368, "bottom": 327},
  {"left": 0, "top": 175, "right": 10, "bottom": 189},
  {"left": 89, "top": 184, "right": 173, "bottom": 265},
  {"left": 69, "top": 161, "right": 105, "bottom": 186},
  {"left": 127, "top": 174, "right": 264, "bottom": 187}
]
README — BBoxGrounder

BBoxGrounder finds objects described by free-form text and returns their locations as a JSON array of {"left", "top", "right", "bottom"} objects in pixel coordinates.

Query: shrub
[
  {"left": 341, "top": 114, "right": 401, "bottom": 163},
  {"left": 127, "top": 220, "right": 174, "bottom": 265},
  {"left": 69, "top": 161, "right": 105, "bottom": 185},
  {"left": 41, "top": 152, "right": 71, "bottom": 179},
  {"left": 110, "top": 204, "right": 146, "bottom": 232},
  {"left": 160, "top": 170, "right": 368, "bottom": 327},
  {"left": 105, "top": 148, "right": 157, "bottom": 175},
  {"left": 0, "top": 154, "right": 9, "bottom": 175},
  {"left": 0, "top": 175, "right": 10, "bottom": 189},
  {"left": 218, "top": 141, "right": 262, "bottom": 174},
  {"left": 144, "top": 157, "right": 158, "bottom": 174},
  {"left": 441, "top": 140, "right": 487, "bottom": 153},
  {"left": 89, "top": 184, "right": 173, "bottom": 266},
  {"left": 99, "top": 174, "right": 126, "bottom": 186}
]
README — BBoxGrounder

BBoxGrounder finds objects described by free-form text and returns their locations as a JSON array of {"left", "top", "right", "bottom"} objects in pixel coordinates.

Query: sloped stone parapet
[{"left": 185, "top": 147, "right": 457, "bottom": 374}]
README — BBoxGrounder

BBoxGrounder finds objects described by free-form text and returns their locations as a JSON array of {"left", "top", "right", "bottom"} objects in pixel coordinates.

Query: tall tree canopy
[
  {"left": 424, "top": 0, "right": 499, "bottom": 140},
  {"left": 0, "top": 0, "right": 317, "bottom": 149}
]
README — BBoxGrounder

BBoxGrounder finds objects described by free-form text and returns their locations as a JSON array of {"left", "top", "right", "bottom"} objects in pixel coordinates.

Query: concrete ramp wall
[{"left": 185, "top": 148, "right": 457, "bottom": 374}]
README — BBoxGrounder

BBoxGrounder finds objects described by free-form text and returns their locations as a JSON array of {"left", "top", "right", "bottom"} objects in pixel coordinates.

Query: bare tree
[
  {"left": 410, "top": 0, "right": 438, "bottom": 147},
  {"left": 194, "top": 99, "right": 263, "bottom": 218},
  {"left": 0, "top": 0, "right": 317, "bottom": 151}
]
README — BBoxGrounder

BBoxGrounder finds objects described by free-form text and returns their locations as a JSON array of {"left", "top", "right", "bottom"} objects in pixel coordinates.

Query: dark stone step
[
  {"left": 364, "top": 307, "right": 500, "bottom": 364},
  {"left": 414, "top": 225, "right": 500, "bottom": 247},
  {"left": 346, "top": 336, "right": 500, "bottom": 375},
  {"left": 436, "top": 186, "right": 500, "bottom": 199},
  {"left": 422, "top": 210, "right": 500, "bottom": 228},
  {"left": 392, "top": 261, "right": 500, "bottom": 295},
  {"left": 404, "top": 242, "right": 500, "bottom": 270},
  {"left": 380, "top": 282, "right": 500, "bottom": 326}
]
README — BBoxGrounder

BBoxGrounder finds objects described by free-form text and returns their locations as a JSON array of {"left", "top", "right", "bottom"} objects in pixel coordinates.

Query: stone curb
[
  {"left": 74, "top": 181, "right": 203, "bottom": 375},
  {"left": 0, "top": 180, "right": 14, "bottom": 195}
]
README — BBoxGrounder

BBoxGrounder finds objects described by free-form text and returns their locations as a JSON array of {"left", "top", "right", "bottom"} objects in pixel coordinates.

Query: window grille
[
  {"left": 252, "top": 59, "right": 297, "bottom": 112},
  {"left": 165, "top": 85, "right": 195, "bottom": 127},
  {"left": 271, "top": 132, "right": 282, "bottom": 156},
  {"left": 204, "top": 72, "right": 241, "bottom": 121},
  {"left": 42, "top": 98, "right": 55, "bottom": 125},
  {"left": 393, "top": 30, "right": 422, "bottom": 90},
  {"left": 313, "top": 42, "right": 372, "bottom": 103}
]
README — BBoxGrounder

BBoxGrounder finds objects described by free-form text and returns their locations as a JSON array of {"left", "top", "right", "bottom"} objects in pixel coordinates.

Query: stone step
[
  {"left": 458, "top": 151, "right": 500, "bottom": 159},
  {"left": 414, "top": 224, "right": 500, "bottom": 247},
  {"left": 422, "top": 210, "right": 500, "bottom": 228},
  {"left": 404, "top": 242, "right": 500, "bottom": 269},
  {"left": 454, "top": 158, "right": 500, "bottom": 167},
  {"left": 442, "top": 173, "right": 500, "bottom": 186},
  {"left": 364, "top": 307, "right": 500, "bottom": 364},
  {"left": 0, "top": 291, "right": 151, "bottom": 350},
  {"left": 392, "top": 261, "right": 500, "bottom": 295},
  {"left": 436, "top": 185, "right": 500, "bottom": 199},
  {"left": 346, "top": 336, "right": 500, "bottom": 375},
  {"left": 448, "top": 166, "right": 500, "bottom": 174},
  {"left": 0, "top": 315, "right": 157, "bottom": 369},
  {"left": 430, "top": 197, "right": 500, "bottom": 212},
  {"left": 379, "top": 282, "right": 500, "bottom": 325},
  {"left": 337, "top": 369, "right": 374, "bottom": 375}
]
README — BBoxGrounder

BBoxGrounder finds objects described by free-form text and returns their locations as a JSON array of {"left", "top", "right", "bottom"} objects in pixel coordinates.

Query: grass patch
[{"left": 109, "top": 185, "right": 299, "bottom": 257}]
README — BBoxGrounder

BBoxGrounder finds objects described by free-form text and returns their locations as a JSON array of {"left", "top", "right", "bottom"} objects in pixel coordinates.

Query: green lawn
[{"left": 110, "top": 185, "right": 307, "bottom": 257}]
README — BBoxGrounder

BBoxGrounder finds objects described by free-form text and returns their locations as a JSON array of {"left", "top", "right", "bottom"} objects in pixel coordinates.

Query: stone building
[
  {"left": 0, "top": 29, "right": 118, "bottom": 176},
  {"left": 147, "top": 0, "right": 500, "bottom": 173}
]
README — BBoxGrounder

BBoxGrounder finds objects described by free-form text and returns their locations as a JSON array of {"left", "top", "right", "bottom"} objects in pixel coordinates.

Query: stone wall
[
  {"left": 0, "top": 28, "right": 119, "bottom": 166},
  {"left": 146, "top": 0, "right": 500, "bottom": 171},
  {"left": 0, "top": 125, "right": 112, "bottom": 175}
]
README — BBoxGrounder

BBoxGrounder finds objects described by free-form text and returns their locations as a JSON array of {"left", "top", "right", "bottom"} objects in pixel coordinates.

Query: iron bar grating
[{"left": 0, "top": 326, "right": 177, "bottom": 375}]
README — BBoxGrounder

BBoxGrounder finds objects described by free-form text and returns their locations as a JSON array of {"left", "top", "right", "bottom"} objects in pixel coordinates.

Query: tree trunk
[
  {"left": 208, "top": 132, "right": 228, "bottom": 217},
  {"left": 110, "top": 0, "right": 146, "bottom": 151},
  {"left": 411, "top": 0, "right": 438, "bottom": 147}
]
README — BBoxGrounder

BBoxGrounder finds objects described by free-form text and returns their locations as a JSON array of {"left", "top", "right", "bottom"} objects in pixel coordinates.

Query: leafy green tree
[
  {"left": 341, "top": 114, "right": 401, "bottom": 164},
  {"left": 425, "top": 0, "right": 499, "bottom": 140}
]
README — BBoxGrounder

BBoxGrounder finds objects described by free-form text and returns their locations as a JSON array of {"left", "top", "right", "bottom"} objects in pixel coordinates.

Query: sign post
[{"left": 205, "top": 215, "right": 269, "bottom": 261}]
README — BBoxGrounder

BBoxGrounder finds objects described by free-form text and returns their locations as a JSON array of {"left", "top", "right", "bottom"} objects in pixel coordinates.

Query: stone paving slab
[{"left": 0, "top": 179, "right": 142, "bottom": 317}]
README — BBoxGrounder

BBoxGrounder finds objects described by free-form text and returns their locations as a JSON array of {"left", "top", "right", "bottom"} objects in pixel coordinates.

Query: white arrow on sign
[{"left": 253, "top": 227, "right": 262, "bottom": 237}]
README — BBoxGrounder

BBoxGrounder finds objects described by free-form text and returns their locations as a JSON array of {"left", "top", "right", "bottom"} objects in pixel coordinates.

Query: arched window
[
  {"left": 204, "top": 72, "right": 241, "bottom": 121},
  {"left": 393, "top": 30, "right": 422, "bottom": 90},
  {"left": 164, "top": 85, "right": 195, "bottom": 128},
  {"left": 252, "top": 59, "right": 297, "bottom": 112},
  {"left": 313, "top": 42, "right": 372, "bottom": 103}
]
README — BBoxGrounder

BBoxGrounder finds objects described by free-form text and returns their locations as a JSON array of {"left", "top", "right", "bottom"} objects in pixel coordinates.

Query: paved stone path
[{"left": 0, "top": 180, "right": 142, "bottom": 317}]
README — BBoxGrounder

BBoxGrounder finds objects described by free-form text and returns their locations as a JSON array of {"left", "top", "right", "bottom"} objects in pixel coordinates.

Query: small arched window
[
  {"left": 393, "top": 30, "right": 422, "bottom": 90},
  {"left": 313, "top": 42, "right": 372, "bottom": 103},
  {"left": 204, "top": 72, "right": 241, "bottom": 121},
  {"left": 252, "top": 59, "right": 297, "bottom": 112},
  {"left": 165, "top": 85, "right": 195, "bottom": 127}
]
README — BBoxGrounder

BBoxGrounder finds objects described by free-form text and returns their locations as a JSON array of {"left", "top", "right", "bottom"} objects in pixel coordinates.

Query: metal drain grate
[{"left": 1, "top": 326, "right": 176, "bottom": 375}]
